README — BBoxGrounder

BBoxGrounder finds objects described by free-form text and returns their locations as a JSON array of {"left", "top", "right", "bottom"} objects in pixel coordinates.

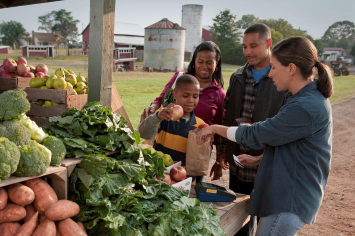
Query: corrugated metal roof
[
  {"left": 114, "top": 35, "right": 144, "bottom": 46},
  {"left": 33, "top": 32, "right": 56, "bottom": 43},
  {"left": 145, "top": 18, "right": 185, "bottom": 30}
]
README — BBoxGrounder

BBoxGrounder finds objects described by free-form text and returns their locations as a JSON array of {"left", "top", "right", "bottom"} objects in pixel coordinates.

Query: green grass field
[{"left": 1, "top": 53, "right": 354, "bottom": 129}]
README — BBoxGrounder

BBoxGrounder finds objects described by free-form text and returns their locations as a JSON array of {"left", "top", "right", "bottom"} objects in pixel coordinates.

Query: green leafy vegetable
[{"left": 162, "top": 88, "right": 175, "bottom": 107}]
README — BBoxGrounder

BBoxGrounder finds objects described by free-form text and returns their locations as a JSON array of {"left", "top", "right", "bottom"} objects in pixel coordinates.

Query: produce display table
[
  {"left": 0, "top": 166, "right": 68, "bottom": 200},
  {"left": 189, "top": 186, "right": 250, "bottom": 236},
  {"left": 62, "top": 157, "right": 250, "bottom": 235}
]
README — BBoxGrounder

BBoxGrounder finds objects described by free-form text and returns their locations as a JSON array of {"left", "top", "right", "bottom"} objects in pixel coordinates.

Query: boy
[{"left": 138, "top": 74, "right": 205, "bottom": 167}]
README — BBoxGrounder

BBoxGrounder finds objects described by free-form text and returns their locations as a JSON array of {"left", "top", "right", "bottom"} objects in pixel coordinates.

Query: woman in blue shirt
[{"left": 197, "top": 36, "right": 333, "bottom": 235}]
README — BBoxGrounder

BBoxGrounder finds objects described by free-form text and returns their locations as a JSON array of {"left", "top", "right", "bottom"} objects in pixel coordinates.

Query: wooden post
[{"left": 88, "top": 0, "right": 116, "bottom": 107}]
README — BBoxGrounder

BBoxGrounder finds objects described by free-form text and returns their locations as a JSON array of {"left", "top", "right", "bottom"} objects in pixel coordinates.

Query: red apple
[
  {"left": 35, "top": 72, "right": 45, "bottom": 78},
  {"left": 23, "top": 72, "right": 35, "bottom": 78},
  {"left": 29, "top": 65, "right": 36, "bottom": 73},
  {"left": 17, "top": 63, "right": 30, "bottom": 76},
  {"left": 35, "top": 63, "right": 48, "bottom": 75},
  {"left": 170, "top": 105, "right": 183, "bottom": 121},
  {"left": 157, "top": 173, "right": 171, "bottom": 184},
  {"left": 170, "top": 166, "right": 187, "bottom": 182},
  {"left": 0, "top": 71, "right": 13, "bottom": 78},
  {"left": 170, "top": 180, "right": 176, "bottom": 185},
  {"left": 3, "top": 58, "right": 17, "bottom": 72},
  {"left": 198, "top": 123, "right": 209, "bottom": 129},
  {"left": 16, "top": 57, "right": 27, "bottom": 65},
  {"left": 0, "top": 65, "right": 5, "bottom": 73}
]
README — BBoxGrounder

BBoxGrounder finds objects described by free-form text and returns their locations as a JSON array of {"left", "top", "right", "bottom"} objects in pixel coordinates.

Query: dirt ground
[{"left": 204, "top": 96, "right": 355, "bottom": 235}]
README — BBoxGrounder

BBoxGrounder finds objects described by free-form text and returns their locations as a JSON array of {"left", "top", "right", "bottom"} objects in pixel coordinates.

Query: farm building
[
  {"left": 324, "top": 47, "right": 346, "bottom": 57},
  {"left": 32, "top": 32, "right": 57, "bottom": 46},
  {"left": 0, "top": 46, "right": 10, "bottom": 54},
  {"left": 21, "top": 45, "right": 55, "bottom": 57},
  {"left": 82, "top": 22, "right": 144, "bottom": 71},
  {"left": 144, "top": 18, "right": 185, "bottom": 72}
]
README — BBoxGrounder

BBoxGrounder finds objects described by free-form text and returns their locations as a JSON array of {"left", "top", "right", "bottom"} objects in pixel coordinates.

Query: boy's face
[{"left": 173, "top": 83, "right": 200, "bottom": 117}]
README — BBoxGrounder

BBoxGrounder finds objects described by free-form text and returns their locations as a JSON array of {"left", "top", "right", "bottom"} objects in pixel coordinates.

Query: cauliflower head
[
  {"left": 19, "top": 114, "right": 48, "bottom": 143},
  {"left": 0, "top": 89, "right": 31, "bottom": 121},
  {"left": 42, "top": 135, "right": 67, "bottom": 166},
  {"left": 0, "top": 137, "right": 20, "bottom": 181},
  {"left": 14, "top": 140, "right": 52, "bottom": 177},
  {"left": 0, "top": 120, "right": 31, "bottom": 146}
]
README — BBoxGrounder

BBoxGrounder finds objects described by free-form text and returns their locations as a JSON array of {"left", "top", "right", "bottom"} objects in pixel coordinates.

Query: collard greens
[{"left": 70, "top": 149, "right": 226, "bottom": 236}]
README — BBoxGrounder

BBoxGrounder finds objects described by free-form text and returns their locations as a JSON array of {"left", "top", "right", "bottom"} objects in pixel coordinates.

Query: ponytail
[{"left": 316, "top": 62, "right": 333, "bottom": 98}]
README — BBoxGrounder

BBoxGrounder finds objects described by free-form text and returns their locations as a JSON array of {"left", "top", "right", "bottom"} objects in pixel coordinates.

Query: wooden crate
[
  {"left": 0, "top": 76, "right": 31, "bottom": 92},
  {"left": 28, "top": 115, "right": 51, "bottom": 127},
  {"left": 0, "top": 166, "right": 68, "bottom": 200},
  {"left": 25, "top": 88, "right": 88, "bottom": 117}
]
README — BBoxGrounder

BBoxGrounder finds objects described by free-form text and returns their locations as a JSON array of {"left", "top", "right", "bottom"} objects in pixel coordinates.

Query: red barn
[
  {"left": 21, "top": 45, "right": 54, "bottom": 57},
  {"left": 0, "top": 46, "right": 10, "bottom": 54},
  {"left": 81, "top": 22, "right": 144, "bottom": 71}
]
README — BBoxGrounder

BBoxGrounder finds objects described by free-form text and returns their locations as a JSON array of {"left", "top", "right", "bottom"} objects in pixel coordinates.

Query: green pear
[
  {"left": 162, "top": 154, "right": 174, "bottom": 167},
  {"left": 65, "top": 74, "right": 77, "bottom": 85},
  {"left": 146, "top": 147, "right": 156, "bottom": 154},
  {"left": 53, "top": 77, "right": 67, "bottom": 89},
  {"left": 156, "top": 151, "right": 164, "bottom": 158},
  {"left": 43, "top": 100, "right": 53, "bottom": 107},
  {"left": 76, "top": 81, "right": 87, "bottom": 88},
  {"left": 29, "top": 77, "right": 46, "bottom": 88},
  {"left": 68, "top": 69, "right": 76, "bottom": 76},
  {"left": 75, "top": 86, "right": 85, "bottom": 94},
  {"left": 46, "top": 77, "right": 55, "bottom": 89},
  {"left": 66, "top": 82, "right": 74, "bottom": 89},
  {"left": 62, "top": 68, "right": 70, "bottom": 76},
  {"left": 72, "top": 89, "right": 78, "bottom": 95},
  {"left": 77, "top": 73, "right": 86, "bottom": 83},
  {"left": 55, "top": 68, "right": 65, "bottom": 78},
  {"left": 40, "top": 86, "right": 48, "bottom": 89},
  {"left": 36, "top": 100, "right": 45, "bottom": 106}
]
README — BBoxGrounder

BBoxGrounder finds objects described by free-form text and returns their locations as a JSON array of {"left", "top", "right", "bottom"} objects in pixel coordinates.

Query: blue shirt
[
  {"left": 252, "top": 65, "right": 271, "bottom": 83},
  {"left": 235, "top": 81, "right": 332, "bottom": 224}
]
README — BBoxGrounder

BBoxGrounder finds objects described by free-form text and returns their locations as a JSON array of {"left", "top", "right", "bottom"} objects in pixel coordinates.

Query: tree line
[
  {"left": 210, "top": 10, "right": 355, "bottom": 65},
  {"left": 0, "top": 9, "right": 79, "bottom": 48}
]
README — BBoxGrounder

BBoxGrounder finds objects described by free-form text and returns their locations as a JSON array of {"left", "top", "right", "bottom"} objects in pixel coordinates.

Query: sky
[{"left": 0, "top": 0, "right": 355, "bottom": 40}]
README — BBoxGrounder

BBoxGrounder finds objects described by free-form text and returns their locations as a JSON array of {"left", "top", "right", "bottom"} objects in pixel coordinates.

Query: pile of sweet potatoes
[{"left": 0, "top": 178, "right": 87, "bottom": 236}]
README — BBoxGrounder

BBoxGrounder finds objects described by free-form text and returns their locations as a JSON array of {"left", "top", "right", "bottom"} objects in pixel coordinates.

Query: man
[{"left": 210, "top": 23, "right": 286, "bottom": 235}]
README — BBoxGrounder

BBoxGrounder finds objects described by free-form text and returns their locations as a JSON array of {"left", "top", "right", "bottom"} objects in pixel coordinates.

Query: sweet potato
[
  {"left": 0, "top": 203, "right": 26, "bottom": 223},
  {"left": 15, "top": 211, "right": 38, "bottom": 236},
  {"left": 77, "top": 222, "right": 86, "bottom": 233},
  {"left": 23, "top": 204, "right": 36, "bottom": 223},
  {"left": 56, "top": 224, "right": 61, "bottom": 236},
  {"left": 0, "top": 222, "right": 21, "bottom": 236},
  {"left": 24, "top": 178, "right": 58, "bottom": 214},
  {"left": 45, "top": 200, "right": 80, "bottom": 221},
  {"left": 57, "top": 218, "right": 87, "bottom": 236},
  {"left": 33, "top": 216, "right": 56, "bottom": 236},
  {"left": 0, "top": 188, "right": 8, "bottom": 210},
  {"left": 7, "top": 183, "right": 35, "bottom": 206}
]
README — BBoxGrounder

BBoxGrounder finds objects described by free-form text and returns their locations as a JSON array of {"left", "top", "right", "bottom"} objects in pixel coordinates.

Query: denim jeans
[{"left": 255, "top": 212, "right": 306, "bottom": 236}]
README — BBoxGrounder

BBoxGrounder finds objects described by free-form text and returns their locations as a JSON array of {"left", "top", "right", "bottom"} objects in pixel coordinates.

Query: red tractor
[{"left": 319, "top": 53, "right": 350, "bottom": 76}]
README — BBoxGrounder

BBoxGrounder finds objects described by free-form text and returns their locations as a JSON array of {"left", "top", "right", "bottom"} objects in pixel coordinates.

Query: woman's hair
[
  {"left": 272, "top": 36, "right": 333, "bottom": 98},
  {"left": 186, "top": 41, "right": 224, "bottom": 88}
]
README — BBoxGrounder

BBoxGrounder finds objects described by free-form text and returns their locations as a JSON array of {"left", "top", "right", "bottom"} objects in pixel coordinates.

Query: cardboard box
[
  {"left": 0, "top": 76, "right": 31, "bottom": 92},
  {"left": 165, "top": 162, "right": 192, "bottom": 195},
  {"left": 25, "top": 88, "right": 88, "bottom": 117},
  {"left": 172, "top": 177, "right": 192, "bottom": 195}
]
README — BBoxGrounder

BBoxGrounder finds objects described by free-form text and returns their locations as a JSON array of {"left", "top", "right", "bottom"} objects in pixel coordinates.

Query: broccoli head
[
  {"left": 0, "top": 120, "right": 31, "bottom": 146},
  {"left": 14, "top": 140, "right": 52, "bottom": 177},
  {"left": 42, "top": 135, "right": 67, "bottom": 166},
  {"left": 0, "top": 89, "right": 31, "bottom": 121},
  {"left": 0, "top": 137, "right": 20, "bottom": 181}
]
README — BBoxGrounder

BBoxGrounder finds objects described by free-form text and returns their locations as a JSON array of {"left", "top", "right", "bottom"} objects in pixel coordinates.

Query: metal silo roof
[{"left": 145, "top": 18, "right": 185, "bottom": 30}]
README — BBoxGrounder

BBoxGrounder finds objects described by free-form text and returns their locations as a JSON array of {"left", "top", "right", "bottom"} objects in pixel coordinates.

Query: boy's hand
[
  {"left": 157, "top": 104, "right": 174, "bottom": 121},
  {"left": 140, "top": 104, "right": 159, "bottom": 122}
]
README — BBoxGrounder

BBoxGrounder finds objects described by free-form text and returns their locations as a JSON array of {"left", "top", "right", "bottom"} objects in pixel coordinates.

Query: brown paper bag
[{"left": 185, "top": 129, "right": 211, "bottom": 176}]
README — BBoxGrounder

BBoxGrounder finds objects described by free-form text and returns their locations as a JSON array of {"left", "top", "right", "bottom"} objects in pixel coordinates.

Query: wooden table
[{"left": 189, "top": 186, "right": 250, "bottom": 236}]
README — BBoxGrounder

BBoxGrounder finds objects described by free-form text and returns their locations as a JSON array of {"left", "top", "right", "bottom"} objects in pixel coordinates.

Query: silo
[
  {"left": 144, "top": 18, "right": 186, "bottom": 72},
  {"left": 181, "top": 4, "right": 203, "bottom": 57}
]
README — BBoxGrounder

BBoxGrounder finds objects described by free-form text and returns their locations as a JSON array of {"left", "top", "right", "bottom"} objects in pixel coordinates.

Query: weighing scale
[{"left": 195, "top": 182, "right": 237, "bottom": 202}]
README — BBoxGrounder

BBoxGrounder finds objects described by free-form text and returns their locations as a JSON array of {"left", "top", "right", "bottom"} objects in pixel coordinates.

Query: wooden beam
[
  {"left": 0, "top": 0, "right": 10, "bottom": 8},
  {"left": 88, "top": 0, "right": 116, "bottom": 107}
]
